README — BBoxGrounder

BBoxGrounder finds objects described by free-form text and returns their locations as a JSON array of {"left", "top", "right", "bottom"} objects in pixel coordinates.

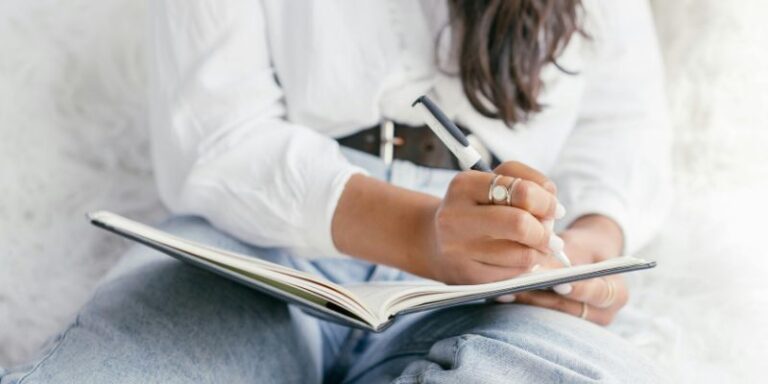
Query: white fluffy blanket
[{"left": 1, "top": 0, "right": 766, "bottom": 381}]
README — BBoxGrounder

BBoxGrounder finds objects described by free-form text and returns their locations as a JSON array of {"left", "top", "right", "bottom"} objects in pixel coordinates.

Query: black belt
[{"left": 336, "top": 121, "right": 498, "bottom": 170}]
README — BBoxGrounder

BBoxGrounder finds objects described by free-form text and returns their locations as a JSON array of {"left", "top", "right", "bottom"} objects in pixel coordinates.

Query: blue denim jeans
[{"left": 0, "top": 149, "right": 665, "bottom": 383}]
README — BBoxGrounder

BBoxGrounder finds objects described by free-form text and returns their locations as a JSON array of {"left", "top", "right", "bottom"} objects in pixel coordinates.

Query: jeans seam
[
  {"left": 452, "top": 336, "right": 464, "bottom": 368},
  {"left": 15, "top": 315, "right": 80, "bottom": 383}
]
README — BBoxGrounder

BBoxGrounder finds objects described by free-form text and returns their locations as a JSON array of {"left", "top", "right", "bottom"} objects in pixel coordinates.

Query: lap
[
  {"left": 3, "top": 218, "right": 317, "bottom": 384},
  {"left": 345, "top": 304, "right": 667, "bottom": 384},
  {"left": 2, "top": 216, "right": 665, "bottom": 384}
]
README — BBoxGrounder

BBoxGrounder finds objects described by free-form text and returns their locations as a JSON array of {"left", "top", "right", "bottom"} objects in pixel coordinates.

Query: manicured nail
[
  {"left": 555, "top": 202, "right": 566, "bottom": 219},
  {"left": 548, "top": 234, "right": 564, "bottom": 253},
  {"left": 496, "top": 294, "right": 516, "bottom": 303},
  {"left": 543, "top": 219, "right": 554, "bottom": 231},
  {"left": 553, "top": 283, "right": 573, "bottom": 295}
]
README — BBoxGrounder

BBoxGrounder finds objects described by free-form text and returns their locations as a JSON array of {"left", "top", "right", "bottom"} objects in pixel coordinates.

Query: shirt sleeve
[
  {"left": 148, "top": 0, "right": 365, "bottom": 257},
  {"left": 551, "top": 0, "right": 673, "bottom": 254}
]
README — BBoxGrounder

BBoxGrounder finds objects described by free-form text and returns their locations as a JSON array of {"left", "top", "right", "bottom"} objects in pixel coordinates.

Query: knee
[
  {"left": 13, "top": 261, "right": 314, "bottom": 383},
  {"left": 87, "top": 215, "right": 297, "bottom": 346},
  {"left": 398, "top": 332, "right": 615, "bottom": 383},
  {"left": 85, "top": 259, "right": 293, "bottom": 340},
  {"left": 394, "top": 304, "right": 666, "bottom": 383}
]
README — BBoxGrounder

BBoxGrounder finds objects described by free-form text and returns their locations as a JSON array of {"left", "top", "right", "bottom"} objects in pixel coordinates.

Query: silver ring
[
  {"left": 598, "top": 278, "right": 616, "bottom": 308},
  {"left": 489, "top": 175, "right": 510, "bottom": 205},
  {"left": 579, "top": 302, "right": 589, "bottom": 320},
  {"left": 506, "top": 178, "right": 522, "bottom": 206}
]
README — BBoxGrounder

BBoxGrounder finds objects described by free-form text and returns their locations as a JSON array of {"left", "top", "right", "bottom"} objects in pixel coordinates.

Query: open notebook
[{"left": 88, "top": 211, "right": 656, "bottom": 332}]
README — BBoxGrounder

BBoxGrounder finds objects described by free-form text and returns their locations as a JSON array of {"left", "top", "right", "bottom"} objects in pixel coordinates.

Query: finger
[
  {"left": 561, "top": 276, "right": 628, "bottom": 309},
  {"left": 461, "top": 262, "right": 532, "bottom": 285},
  {"left": 494, "top": 293, "right": 517, "bottom": 303},
  {"left": 515, "top": 291, "right": 615, "bottom": 325},
  {"left": 494, "top": 161, "right": 557, "bottom": 195},
  {"left": 494, "top": 162, "right": 565, "bottom": 219},
  {"left": 537, "top": 254, "right": 566, "bottom": 270},
  {"left": 503, "top": 176, "right": 559, "bottom": 219},
  {"left": 448, "top": 170, "right": 564, "bottom": 220},
  {"left": 456, "top": 171, "right": 558, "bottom": 218},
  {"left": 458, "top": 205, "right": 552, "bottom": 252},
  {"left": 468, "top": 239, "right": 547, "bottom": 269},
  {"left": 445, "top": 170, "right": 498, "bottom": 205}
]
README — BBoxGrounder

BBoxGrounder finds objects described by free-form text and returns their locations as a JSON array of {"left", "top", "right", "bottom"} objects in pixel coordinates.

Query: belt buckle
[{"left": 379, "top": 120, "right": 404, "bottom": 167}]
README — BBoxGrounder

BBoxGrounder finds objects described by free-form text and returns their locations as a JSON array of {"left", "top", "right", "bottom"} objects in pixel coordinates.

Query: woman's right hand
[
  {"left": 333, "top": 161, "right": 564, "bottom": 286},
  {"left": 424, "top": 161, "right": 565, "bottom": 285}
]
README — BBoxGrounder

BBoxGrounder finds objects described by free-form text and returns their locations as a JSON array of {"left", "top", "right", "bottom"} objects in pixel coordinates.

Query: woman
[{"left": 1, "top": 0, "right": 670, "bottom": 382}]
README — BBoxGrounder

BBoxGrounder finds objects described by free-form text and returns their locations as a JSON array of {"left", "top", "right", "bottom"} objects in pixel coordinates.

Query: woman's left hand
[
  {"left": 507, "top": 215, "right": 629, "bottom": 325},
  {"left": 514, "top": 274, "right": 628, "bottom": 326}
]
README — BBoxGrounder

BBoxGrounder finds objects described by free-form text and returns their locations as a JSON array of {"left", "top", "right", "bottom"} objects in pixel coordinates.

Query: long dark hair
[{"left": 448, "top": 0, "right": 584, "bottom": 126}]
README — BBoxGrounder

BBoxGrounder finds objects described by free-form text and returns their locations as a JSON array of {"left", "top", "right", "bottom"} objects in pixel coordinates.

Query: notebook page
[
  {"left": 388, "top": 257, "right": 649, "bottom": 315},
  {"left": 90, "top": 211, "right": 377, "bottom": 325},
  {"left": 345, "top": 281, "right": 444, "bottom": 320},
  {"left": 346, "top": 257, "right": 649, "bottom": 319}
]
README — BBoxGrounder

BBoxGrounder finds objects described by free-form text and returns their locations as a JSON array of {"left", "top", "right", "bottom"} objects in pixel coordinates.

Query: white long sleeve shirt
[{"left": 149, "top": 0, "right": 671, "bottom": 258}]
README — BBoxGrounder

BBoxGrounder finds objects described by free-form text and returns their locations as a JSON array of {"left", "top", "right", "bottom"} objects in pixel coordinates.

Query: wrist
[
  {"left": 331, "top": 173, "right": 440, "bottom": 278},
  {"left": 404, "top": 198, "right": 441, "bottom": 279},
  {"left": 566, "top": 214, "right": 624, "bottom": 259}
]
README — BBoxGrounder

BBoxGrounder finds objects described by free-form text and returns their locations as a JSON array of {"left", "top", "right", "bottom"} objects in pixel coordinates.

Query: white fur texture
[
  {"left": 1, "top": 0, "right": 766, "bottom": 381},
  {"left": 0, "top": 0, "right": 165, "bottom": 365}
]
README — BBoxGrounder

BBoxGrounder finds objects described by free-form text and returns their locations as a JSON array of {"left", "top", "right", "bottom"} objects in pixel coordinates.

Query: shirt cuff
[{"left": 299, "top": 160, "right": 368, "bottom": 259}]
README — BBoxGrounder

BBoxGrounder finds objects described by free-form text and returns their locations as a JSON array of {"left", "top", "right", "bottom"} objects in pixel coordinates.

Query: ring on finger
[
  {"left": 489, "top": 175, "right": 510, "bottom": 205},
  {"left": 598, "top": 277, "right": 617, "bottom": 308},
  {"left": 579, "top": 302, "right": 589, "bottom": 320},
  {"left": 506, "top": 177, "right": 522, "bottom": 206}
]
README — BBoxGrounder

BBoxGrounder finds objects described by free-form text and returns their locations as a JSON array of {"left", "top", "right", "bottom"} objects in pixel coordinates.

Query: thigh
[
  {"left": 4, "top": 218, "right": 316, "bottom": 384},
  {"left": 344, "top": 304, "right": 667, "bottom": 384}
]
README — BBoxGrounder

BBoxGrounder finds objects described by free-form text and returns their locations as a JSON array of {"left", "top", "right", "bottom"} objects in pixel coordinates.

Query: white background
[{"left": 1, "top": 0, "right": 767, "bottom": 381}]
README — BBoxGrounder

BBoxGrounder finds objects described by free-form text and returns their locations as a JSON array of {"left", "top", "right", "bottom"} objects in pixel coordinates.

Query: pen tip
[{"left": 411, "top": 95, "right": 427, "bottom": 107}]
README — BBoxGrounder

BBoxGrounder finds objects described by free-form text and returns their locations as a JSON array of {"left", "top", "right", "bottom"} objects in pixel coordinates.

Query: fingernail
[
  {"left": 548, "top": 234, "right": 564, "bottom": 253},
  {"left": 543, "top": 219, "right": 554, "bottom": 231},
  {"left": 553, "top": 283, "right": 573, "bottom": 295},
  {"left": 555, "top": 202, "right": 566, "bottom": 219},
  {"left": 530, "top": 264, "right": 541, "bottom": 272},
  {"left": 543, "top": 181, "right": 557, "bottom": 194},
  {"left": 496, "top": 294, "right": 516, "bottom": 303}
]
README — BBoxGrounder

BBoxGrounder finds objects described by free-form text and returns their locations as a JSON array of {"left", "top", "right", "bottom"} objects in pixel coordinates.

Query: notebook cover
[{"left": 90, "top": 216, "right": 377, "bottom": 331}]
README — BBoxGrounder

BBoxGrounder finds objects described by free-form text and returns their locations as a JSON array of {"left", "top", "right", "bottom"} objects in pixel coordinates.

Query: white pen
[
  {"left": 412, "top": 95, "right": 572, "bottom": 267},
  {"left": 411, "top": 96, "right": 492, "bottom": 172}
]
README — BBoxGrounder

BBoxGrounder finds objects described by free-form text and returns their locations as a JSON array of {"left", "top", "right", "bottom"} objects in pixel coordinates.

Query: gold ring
[
  {"left": 579, "top": 302, "right": 589, "bottom": 320},
  {"left": 599, "top": 277, "right": 616, "bottom": 308},
  {"left": 506, "top": 178, "right": 522, "bottom": 206},
  {"left": 489, "top": 175, "right": 510, "bottom": 205}
]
